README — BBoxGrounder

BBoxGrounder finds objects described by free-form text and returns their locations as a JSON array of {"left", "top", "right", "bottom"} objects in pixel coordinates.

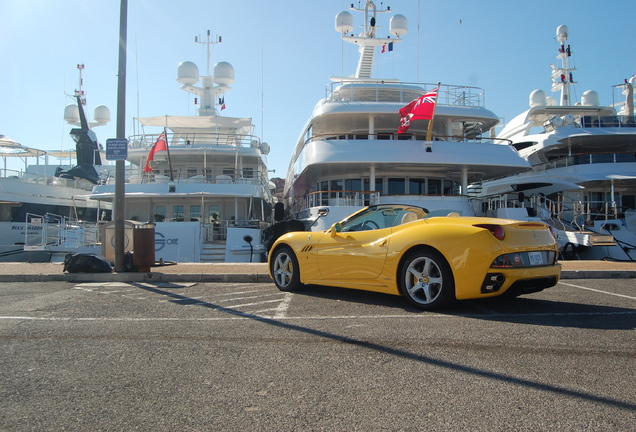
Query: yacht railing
[
  {"left": 326, "top": 81, "right": 486, "bottom": 107},
  {"left": 129, "top": 132, "right": 264, "bottom": 149},
  {"left": 101, "top": 167, "right": 270, "bottom": 187},
  {"left": 305, "top": 133, "right": 511, "bottom": 146},
  {"left": 291, "top": 190, "right": 381, "bottom": 216},
  {"left": 485, "top": 193, "right": 621, "bottom": 232},
  {"left": 538, "top": 152, "right": 636, "bottom": 171},
  {"left": 203, "top": 220, "right": 270, "bottom": 242},
  {"left": 579, "top": 115, "right": 636, "bottom": 128},
  {"left": 24, "top": 213, "right": 101, "bottom": 251},
  {"left": 0, "top": 168, "right": 94, "bottom": 191}
]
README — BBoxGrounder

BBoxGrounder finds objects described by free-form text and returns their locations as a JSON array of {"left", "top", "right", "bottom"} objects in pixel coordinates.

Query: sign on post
[{"left": 106, "top": 138, "right": 128, "bottom": 161}]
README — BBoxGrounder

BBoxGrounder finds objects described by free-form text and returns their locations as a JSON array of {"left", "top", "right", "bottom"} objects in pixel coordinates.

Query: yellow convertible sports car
[{"left": 269, "top": 204, "right": 561, "bottom": 310}]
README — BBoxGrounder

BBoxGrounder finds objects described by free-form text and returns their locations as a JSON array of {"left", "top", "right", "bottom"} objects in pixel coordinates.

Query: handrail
[
  {"left": 485, "top": 193, "right": 621, "bottom": 233},
  {"left": 0, "top": 169, "right": 94, "bottom": 191},
  {"left": 325, "top": 81, "right": 487, "bottom": 106},
  {"left": 304, "top": 133, "right": 512, "bottom": 147},
  {"left": 128, "top": 132, "right": 263, "bottom": 150},
  {"left": 24, "top": 213, "right": 101, "bottom": 250}
]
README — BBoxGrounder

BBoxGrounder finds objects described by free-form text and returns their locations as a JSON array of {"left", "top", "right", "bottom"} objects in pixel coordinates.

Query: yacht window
[
  {"left": 330, "top": 179, "right": 343, "bottom": 198},
  {"left": 428, "top": 179, "right": 442, "bottom": 195},
  {"left": 242, "top": 168, "right": 254, "bottom": 179},
  {"left": 317, "top": 181, "right": 328, "bottom": 204},
  {"left": 173, "top": 205, "right": 184, "bottom": 222},
  {"left": 204, "top": 168, "right": 212, "bottom": 182},
  {"left": 190, "top": 205, "right": 201, "bottom": 221},
  {"left": 443, "top": 180, "right": 457, "bottom": 195},
  {"left": 223, "top": 168, "right": 236, "bottom": 179},
  {"left": 155, "top": 205, "right": 166, "bottom": 222},
  {"left": 388, "top": 178, "right": 406, "bottom": 195},
  {"left": 409, "top": 178, "right": 426, "bottom": 194},
  {"left": 187, "top": 168, "right": 197, "bottom": 178},
  {"left": 345, "top": 179, "right": 362, "bottom": 191}
]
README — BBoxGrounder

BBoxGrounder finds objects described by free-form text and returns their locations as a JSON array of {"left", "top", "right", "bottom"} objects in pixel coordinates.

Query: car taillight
[{"left": 474, "top": 224, "right": 505, "bottom": 240}]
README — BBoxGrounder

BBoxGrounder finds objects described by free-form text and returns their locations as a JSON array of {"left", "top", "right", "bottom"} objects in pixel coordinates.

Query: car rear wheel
[
  {"left": 399, "top": 249, "right": 455, "bottom": 310},
  {"left": 271, "top": 246, "right": 302, "bottom": 291}
]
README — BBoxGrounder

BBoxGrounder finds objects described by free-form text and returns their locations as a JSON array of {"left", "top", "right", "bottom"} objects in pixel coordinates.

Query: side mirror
[{"left": 330, "top": 222, "right": 342, "bottom": 236}]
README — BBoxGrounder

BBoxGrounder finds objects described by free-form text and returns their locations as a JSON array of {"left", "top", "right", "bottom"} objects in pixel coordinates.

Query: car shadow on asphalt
[
  {"left": 295, "top": 284, "right": 636, "bottom": 330},
  {"left": 132, "top": 281, "right": 636, "bottom": 413}
]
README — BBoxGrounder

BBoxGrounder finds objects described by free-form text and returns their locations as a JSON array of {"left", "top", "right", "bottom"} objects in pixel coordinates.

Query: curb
[
  {"left": 560, "top": 270, "right": 636, "bottom": 280},
  {"left": 0, "top": 271, "right": 634, "bottom": 283},
  {"left": 0, "top": 273, "right": 273, "bottom": 283}
]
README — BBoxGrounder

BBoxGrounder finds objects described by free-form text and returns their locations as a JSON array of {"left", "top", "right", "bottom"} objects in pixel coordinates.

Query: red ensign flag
[
  {"left": 143, "top": 132, "right": 168, "bottom": 172},
  {"left": 397, "top": 87, "right": 439, "bottom": 133}
]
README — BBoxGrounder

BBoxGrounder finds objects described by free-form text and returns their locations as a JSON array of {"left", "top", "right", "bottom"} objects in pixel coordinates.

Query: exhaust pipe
[{"left": 482, "top": 273, "right": 505, "bottom": 293}]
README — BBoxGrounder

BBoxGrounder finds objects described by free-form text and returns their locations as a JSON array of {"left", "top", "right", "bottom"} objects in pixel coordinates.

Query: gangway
[
  {"left": 485, "top": 194, "right": 616, "bottom": 259},
  {"left": 24, "top": 213, "right": 101, "bottom": 256}
]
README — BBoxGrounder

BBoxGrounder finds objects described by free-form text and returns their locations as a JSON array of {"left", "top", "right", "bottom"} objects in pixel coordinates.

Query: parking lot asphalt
[{"left": 0, "top": 260, "right": 635, "bottom": 283}]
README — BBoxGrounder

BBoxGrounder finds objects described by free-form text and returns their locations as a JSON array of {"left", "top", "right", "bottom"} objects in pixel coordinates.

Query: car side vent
[{"left": 301, "top": 245, "right": 313, "bottom": 252}]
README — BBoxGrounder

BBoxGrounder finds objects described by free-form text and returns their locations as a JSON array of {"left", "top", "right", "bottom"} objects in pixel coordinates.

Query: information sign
[{"left": 106, "top": 138, "right": 128, "bottom": 161}]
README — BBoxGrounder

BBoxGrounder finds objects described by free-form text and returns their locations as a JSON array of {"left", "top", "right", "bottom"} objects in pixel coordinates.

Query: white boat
[
  {"left": 0, "top": 65, "right": 112, "bottom": 262},
  {"left": 88, "top": 33, "right": 274, "bottom": 263},
  {"left": 282, "top": 0, "right": 530, "bottom": 231},
  {"left": 478, "top": 25, "right": 636, "bottom": 261}
]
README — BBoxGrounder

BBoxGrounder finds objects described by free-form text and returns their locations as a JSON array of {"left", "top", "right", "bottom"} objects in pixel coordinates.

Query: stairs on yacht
[
  {"left": 356, "top": 45, "right": 375, "bottom": 78},
  {"left": 200, "top": 242, "right": 226, "bottom": 263}
]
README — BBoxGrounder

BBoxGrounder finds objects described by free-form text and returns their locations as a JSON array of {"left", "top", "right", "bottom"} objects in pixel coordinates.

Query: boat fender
[{"left": 561, "top": 242, "right": 577, "bottom": 260}]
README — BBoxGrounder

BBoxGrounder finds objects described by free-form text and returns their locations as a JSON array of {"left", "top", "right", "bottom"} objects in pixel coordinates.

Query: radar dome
[
  {"left": 260, "top": 142, "right": 270, "bottom": 155},
  {"left": 64, "top": 103, "right": 80, "bottom": 124},
  {"left": 581, "top": 90, "right": 599, "bottom": 106},
  {"left": 213, "top": 61, "right": 235, "bottom": 86},
  {"left": 93, "top": 105, "right": 111, "bottom": 124},
  {"left": 390, "top": 14, "right": 408, "bottom": 37},
  {"left": 529, "top": 89, "right": 547, "bottom": 107},
  {"left": 177, "top": 61, "right": 199, "bottom": 85},
  {"left": 335, "top": 11, "right": 354, "bottom": 34},
  {"left": 556, "top": 25, "right": 568, "bottom": 43},
  {"left": 546, "top": 96, "right": 558, "bottom": 106}
]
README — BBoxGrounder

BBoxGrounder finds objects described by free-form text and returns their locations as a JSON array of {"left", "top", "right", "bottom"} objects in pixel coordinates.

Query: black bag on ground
[{"left": 63, "top": 253, "right": 113, "bottom": 273}]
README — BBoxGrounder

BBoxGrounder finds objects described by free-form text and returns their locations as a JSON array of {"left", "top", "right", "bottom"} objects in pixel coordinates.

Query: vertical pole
[{"left": 114, "top": 0, "right": 128, "bottom": 272}]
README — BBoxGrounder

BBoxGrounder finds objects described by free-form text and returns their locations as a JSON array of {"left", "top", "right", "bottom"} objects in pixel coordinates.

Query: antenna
[
  {"left": 75, "top": 63, "right": 86, "bottom": 104},
  {"left": 195, "top": 30, "right": 222, "bottom": 76}
]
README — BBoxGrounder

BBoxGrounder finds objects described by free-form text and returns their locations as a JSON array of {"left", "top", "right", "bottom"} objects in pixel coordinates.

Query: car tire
[
  {"left": 399, "top": 248, "right": 455, "bottom": 310},
  {"left": 271, "top": 246, "right": 302, "bottom": 291}
]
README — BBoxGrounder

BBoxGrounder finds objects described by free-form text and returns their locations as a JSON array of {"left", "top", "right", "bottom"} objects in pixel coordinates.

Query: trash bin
[
  {"left": 133, "top": 222, "right": 156, "bottom": 272},
  {"left": 101, "top": 220, "right": 137, "bottom": 263}
]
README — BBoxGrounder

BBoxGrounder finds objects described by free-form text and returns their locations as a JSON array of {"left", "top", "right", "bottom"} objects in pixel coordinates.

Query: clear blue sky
[{"left": 1, "top": 0, "right": 634, "bottom": 178}]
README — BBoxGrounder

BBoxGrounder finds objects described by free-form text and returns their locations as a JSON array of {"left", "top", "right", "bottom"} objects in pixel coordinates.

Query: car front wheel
[
  {"left": 271, "top": 246, "right": 302, "bottom": 291},
  {"left": 399, "top": 249, "right": 455, "bottom": 310}
]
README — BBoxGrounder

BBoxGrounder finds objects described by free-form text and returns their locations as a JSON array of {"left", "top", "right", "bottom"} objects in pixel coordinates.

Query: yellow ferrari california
[{"left": 269, "top": 204, "right": 561, "bottom": 310}]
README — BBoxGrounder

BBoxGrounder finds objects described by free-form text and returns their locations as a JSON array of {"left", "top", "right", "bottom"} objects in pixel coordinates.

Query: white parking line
[
  {"left": 273, "top": 292, "right": 293, "bottom": 319},
  {"left": 560, "top": 282, "right": 636, "bottom": 300}
]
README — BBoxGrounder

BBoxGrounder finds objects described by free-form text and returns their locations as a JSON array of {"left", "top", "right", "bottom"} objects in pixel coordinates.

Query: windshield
[{"left": 339, "top": 205, "right": 428, "bottom": 232}]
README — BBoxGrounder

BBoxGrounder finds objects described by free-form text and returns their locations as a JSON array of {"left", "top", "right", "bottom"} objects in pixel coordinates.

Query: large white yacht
[
  {"left": 283, "top": 0, "right": 530, "bottom": 231},
  {"left": 89, "top": 33, "right": 274, "bottom": 263},
  {"left": 0, "top": 65, "right": 112, "bottom": 262},
  {"left": 479, "top": 25, "right": 636, "bottom": 261}
]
